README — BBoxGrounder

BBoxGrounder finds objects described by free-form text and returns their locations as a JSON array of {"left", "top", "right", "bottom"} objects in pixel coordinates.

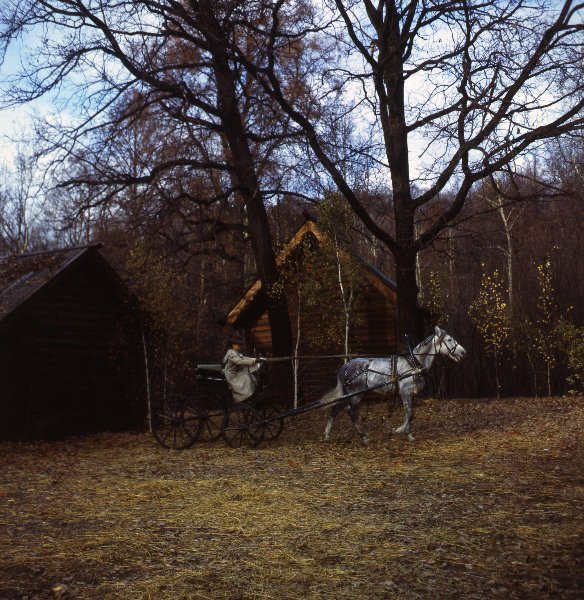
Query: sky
[
  {"left": 0, "top": 104, "right": 37, "bottom": 161},
  {"left": 0, "top": 32, "right": 62, "bottom": 164},
  {"left": 0, "top": 4, "right": 575, "bottom": 185},
  {"left": 0, "top": 39, "right": 34, "bottom": 162}
]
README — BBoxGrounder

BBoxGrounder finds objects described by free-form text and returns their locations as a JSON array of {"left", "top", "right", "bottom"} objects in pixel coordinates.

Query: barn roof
[
  {"left": 226, "top": 219, "right": 397, "bottom": 326},
  {"left": 0, "top": 245, "right": 108, "bottom": 323}
]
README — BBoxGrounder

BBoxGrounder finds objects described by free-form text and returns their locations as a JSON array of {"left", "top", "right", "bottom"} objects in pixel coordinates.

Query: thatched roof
[{"left": 226, "top": 219, "right": 397, "bottom": 326}]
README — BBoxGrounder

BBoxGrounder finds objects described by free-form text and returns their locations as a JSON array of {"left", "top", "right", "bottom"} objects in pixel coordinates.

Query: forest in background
[
  {"left": 1, "top": 139, "right": 582, "bottom": 400},
  {"left": 0, "top": 0, "right": 582, "bottom": 399}
]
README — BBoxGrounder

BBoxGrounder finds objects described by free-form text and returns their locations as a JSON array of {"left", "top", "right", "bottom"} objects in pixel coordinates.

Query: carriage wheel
[
  {"left": 151, "top": 394, "right": 202, "bottom": 449},
  {"left": 222, "top": 404, "right": 262, "bottom": 448},
  {"left": 182, "top": 401, "right": 206, "bottom": 443},
  {"left": 255, "top": 406, "right": 285, "bottom": 441},
  {"left": 198, "top": 394, "right": 228, "bottom": 442}
]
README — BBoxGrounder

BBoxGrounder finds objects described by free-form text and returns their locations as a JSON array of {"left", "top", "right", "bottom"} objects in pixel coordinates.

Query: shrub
[{"left": 556, "top": 319, "right": 584, "bottom": 394}]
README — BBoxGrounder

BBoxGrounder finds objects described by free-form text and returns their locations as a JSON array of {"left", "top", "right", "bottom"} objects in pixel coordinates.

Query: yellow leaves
[
  {"left": 529, "top": 259, "right": 560, "bottom": 369},
  {"left": 422, "top": 270, "right": 448, "bottom": 325},
  {"left": 267, "top": 280, "right": 285, "bottom": 301},
  {"left": 469, "top": 269, "right": 511, "bottom": 353},
  {"left": 52, "top": 585, "right": 66, "bottom": 599},
  {"left": 535, "top": 259, "right": 555, "bottom": 326}
]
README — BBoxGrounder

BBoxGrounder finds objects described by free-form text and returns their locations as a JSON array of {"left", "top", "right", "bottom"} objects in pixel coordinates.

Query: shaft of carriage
[
  {"left": 151, "top": 356, "right": 414, "bottom": 449},
  {"left": 151, "top": 346, "right": 435, "bottom": 449},
  {"left": 223, "top": 358, "right": 430, "bottom": 448}
]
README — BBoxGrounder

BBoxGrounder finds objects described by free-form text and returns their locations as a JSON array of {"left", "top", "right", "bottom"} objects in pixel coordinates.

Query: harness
[
  {"left": 341, "top": 332, "right": 459, "bottom": 397},
  {"left": 343, "top": 354, "right": 420, "bottom": 397},
  {"left": 404, "top": 334, "right": 424, "bottom": 371},
  {"left": 416, "top": 332, "right": 460, "bottom": 361}
]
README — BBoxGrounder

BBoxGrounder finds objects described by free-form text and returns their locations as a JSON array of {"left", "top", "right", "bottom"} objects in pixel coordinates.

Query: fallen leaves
[{"left": 0, "top": 396, "right": 583, "bottom": 599}]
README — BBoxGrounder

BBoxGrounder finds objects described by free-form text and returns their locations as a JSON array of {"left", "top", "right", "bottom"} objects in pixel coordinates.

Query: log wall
[
  {"left": 0, "top": 252, "right": 145, "bottom": 439},
  {"left": 245, "top": 281, "right": 397, "bottom": 401}
]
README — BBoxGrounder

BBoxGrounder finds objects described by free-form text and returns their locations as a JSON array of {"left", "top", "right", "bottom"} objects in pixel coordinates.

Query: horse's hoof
[{"left": 407, "top": 433, "right": 416, "bottom": 442}]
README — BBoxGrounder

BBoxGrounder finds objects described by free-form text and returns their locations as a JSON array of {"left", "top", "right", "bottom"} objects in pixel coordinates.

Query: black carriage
[
  {"left": 151, "top": 362, "right": 285, "bottom": 449},
  {"left": 151, "top": 329, "right": 465, "bottom": 450}
]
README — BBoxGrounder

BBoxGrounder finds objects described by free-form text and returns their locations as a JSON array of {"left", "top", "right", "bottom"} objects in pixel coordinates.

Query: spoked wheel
[
  {"left": 255, "top": 405, "right": 285, "bottom": 442},
  {"left": 198, "top": 394, "right": 228, "bottom": 442},
  {"left": 222, "top": 404, "right": 262, "bottom": 448},
  {"left": 182, "top": 401, "right": 206, "bottom": 443},
  {"left": 152, "top": 394, "right": 202, "bottom": 449}
]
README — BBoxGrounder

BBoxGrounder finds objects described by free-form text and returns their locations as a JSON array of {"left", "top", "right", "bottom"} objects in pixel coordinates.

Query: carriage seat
[
  {"left": 195, "top": 364, "right": 225, "bottom": 382},
  {"left": 196, "top": 363, "right": 222, "bottom": 372}
]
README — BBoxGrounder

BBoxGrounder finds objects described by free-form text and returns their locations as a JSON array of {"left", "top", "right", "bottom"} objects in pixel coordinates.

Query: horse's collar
[{"left": 405, "top": 351, "right": 423, "bottom": 371}]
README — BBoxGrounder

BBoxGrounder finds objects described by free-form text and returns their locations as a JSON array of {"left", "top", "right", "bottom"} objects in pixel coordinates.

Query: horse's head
[{"left": 433, "top": 326, "right": 466, "bottom": 362}]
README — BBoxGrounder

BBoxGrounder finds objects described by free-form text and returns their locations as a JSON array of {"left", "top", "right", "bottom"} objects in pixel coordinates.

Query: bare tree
[
  {"left": 476, "top": 180, "right": 523, "bottom": 316},
  {"left": 232, "top": 0, "right": 584, "bottom": 343},
  {"left": 0, "top": 149, "right": 43, "bottom": 254},
  {"left": 0, "top": 0, "right": 304, "bottom": 357}
]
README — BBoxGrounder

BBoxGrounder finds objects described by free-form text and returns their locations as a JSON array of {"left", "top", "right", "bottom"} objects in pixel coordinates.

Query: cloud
[{"left": 0, "top": 105, "right": 35, "bottom": 162}]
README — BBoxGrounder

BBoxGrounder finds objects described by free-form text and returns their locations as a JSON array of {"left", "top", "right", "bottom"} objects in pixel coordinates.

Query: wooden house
[
  {"left": 226, "top": 219, "right": 398, "bottom": 396},
  {"left": 0, "top": 245, "right": 146, "bottom": 440}
]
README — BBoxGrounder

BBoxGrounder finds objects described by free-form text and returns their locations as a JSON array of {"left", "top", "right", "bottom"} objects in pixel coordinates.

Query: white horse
[{"left": 320, "top": 326, "right": 466, "bottom": 443}]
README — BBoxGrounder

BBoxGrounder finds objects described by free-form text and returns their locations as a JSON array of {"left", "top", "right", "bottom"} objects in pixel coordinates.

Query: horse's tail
[{"left": 317, "top": 379, "right": 344, "bottom": 408}]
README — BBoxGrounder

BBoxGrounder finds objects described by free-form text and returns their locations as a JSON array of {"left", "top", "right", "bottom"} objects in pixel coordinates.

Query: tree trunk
[
  {"left": 202, "top": 5, "right": 294, "bottom": 362},
  {"left": 527, "top": 354, "right": 538, "bottom": 397},
  {"left": 380, "top": 11, "right": 424, "bottom": 347},
  {"left": 293, "top": 291, "right": 301, "bottom": 408},
  {"left": 333, "top": 237, "right": 353, "bottom": 362},
  {"left": 394, "top": 245, "right": 425, "bottom": 348},
  {"left": 494, "top": 345, "right": 500, "bottom": 399},
  {"left": 141, "top": 321, "right": 152, "bottom": 433}
]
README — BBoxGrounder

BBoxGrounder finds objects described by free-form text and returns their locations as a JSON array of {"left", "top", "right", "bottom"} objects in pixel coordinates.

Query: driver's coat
[{"left": 222, "top": 349, "right": 260, "bottom": 403}]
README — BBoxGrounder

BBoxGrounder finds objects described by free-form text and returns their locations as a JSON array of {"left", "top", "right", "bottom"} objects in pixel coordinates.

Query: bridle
[
  {"left": 434, "top": 334, "right": 460, "bottom": 358},
  {"left": 412, "top": 332, "right": 460, "bottom": 361}
]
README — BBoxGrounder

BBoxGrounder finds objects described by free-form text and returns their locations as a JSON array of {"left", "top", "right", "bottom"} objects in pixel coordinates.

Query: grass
[{"left": 1, "top": 395, "right": 583, "bottom": 599}]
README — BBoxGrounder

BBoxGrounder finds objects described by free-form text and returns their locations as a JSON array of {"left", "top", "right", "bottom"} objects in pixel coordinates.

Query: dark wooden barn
[
  {"left": 226, "top": 219, "right": 398, "bottom": 396},
  {"left": 0, "top": 245, "right": 146, "bottom": 440}
]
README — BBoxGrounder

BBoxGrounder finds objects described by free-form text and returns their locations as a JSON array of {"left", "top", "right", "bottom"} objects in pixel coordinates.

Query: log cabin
[{"left": 225, "top": 219, "right": 398, "bottom": 399}]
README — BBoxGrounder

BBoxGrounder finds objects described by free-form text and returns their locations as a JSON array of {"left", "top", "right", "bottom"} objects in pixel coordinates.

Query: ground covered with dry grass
[{"left": 1, "top": 395, "right": 583, "bottom": 599}]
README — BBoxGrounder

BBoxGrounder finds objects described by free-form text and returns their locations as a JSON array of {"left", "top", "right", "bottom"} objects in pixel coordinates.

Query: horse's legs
[
  {"left": 324, "top": 401, "right": 346, "bottom": 441},
  {"left": 394, "top": 393, "right": 416, "bottom": 441},
  {"left": 324, "top": 397, "right": 369, "bottom": 444},
  {"left": 347, "top": 399, "right": 369, "bottom": 444}
]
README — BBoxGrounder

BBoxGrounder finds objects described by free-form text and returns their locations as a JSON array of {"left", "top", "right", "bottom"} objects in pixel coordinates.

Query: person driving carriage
[{"left": 222, "top": 334, "right": 265, "bottom": 403}]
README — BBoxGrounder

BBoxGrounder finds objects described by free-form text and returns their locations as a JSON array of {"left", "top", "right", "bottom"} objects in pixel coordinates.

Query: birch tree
[
  {"left": 469, "top": 268, "right": 511, "bottom": 398},
  {"left": 0, "top": 150, "right": 43, "bottom": 253},
  {"left": 317, "top": 196, "right": 363, "bottom": 360}
]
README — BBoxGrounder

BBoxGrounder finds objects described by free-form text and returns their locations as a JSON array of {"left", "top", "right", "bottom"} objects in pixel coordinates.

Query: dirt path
[{"left": 1, "top": 396, "right": 583, "bottom": 599}]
